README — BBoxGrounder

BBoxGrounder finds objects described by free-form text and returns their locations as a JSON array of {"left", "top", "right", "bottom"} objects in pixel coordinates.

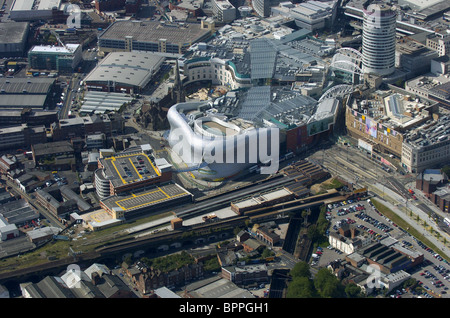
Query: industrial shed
[
  {"left": 79, "top": 91, "right": 134, "bottom": 114},
  {"left": 83, "top": 51, "right": 165, "bottom": 94}
]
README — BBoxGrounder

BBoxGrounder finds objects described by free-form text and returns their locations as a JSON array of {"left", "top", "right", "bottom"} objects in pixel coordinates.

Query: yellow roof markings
[
  {"left": 115, "top": 192, "right": 188, "bottom": 211},
  {"left": 104, "top": 152, "right": 161, "bottom": 179},
  {"left": 142, "top": 153, "right": 161, "bottom": 176},
  {"left": 110, "top": 156, "right": 126, "bottom": 184},
  {"left": 91, "top": 210, "right": 109, "bottom": 222},
  {"left": 113, "top": 186, "right": 187, "bottom": 211},
  {"left": 157, "top": 186, "right": 170, "bottom": 199},
  {"left": 129, "top": 157, "right": 143, "bottom": 179},
  {"left": 115, "top": 188, "right": 162, "bottom": 205}
]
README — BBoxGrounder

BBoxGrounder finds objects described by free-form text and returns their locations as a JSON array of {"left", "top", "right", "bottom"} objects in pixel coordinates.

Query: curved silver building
[
  {"left": 94, "top": 168, "right": 113, "bottom": 200},
  {"left": 167, "top": 101, "right": 279, "bottom": 181},
  {"left": 362, "top": 2, "right": 397, "bottom": 76}
]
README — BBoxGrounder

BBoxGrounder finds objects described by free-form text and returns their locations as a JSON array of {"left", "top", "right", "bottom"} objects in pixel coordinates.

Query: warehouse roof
[
  {"left": 11, "top": 0, "right": 34, "bottom": 11},
  {"left": 32, "top": 140, "right": 73, "bottom": 157},
  {"left": 0, "top": 22, "right": 29, "bottom": 44},
  {"left": 0, "top": 78, "right": 55, "bottom": 94},
  {"left": 100, "top": 20, "right": 211, "bottom": 45},
  {"left": 0, "top": 199, "right": 39, "bottom": 225},
  {"left": 0, "top": 95, "right": 48, "bottom": 108},
  {"left": 84, "top": 51, "right": 164, "bottom": 88}
]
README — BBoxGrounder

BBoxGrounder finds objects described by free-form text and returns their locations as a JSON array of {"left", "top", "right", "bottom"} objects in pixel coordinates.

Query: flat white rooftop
[
  {"left": 399, "top": 0, "right": 445, "bottom": 10},
  {"left": 11, "top": 0, "right": 61, "bottom": 10},
  {"left": 11, "top": 0, "right": 34, "bottom": 11},
  {"left": 30, "top": 44, "right": 79, "bottom": 54},
  {"left": 37, "top": 0, "right": 61, "bottom": 10}
]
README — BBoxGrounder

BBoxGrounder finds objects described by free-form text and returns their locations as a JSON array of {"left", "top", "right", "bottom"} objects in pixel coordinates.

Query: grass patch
[{"left": 311, "top": 177, "right": 344, "bottom": 195}]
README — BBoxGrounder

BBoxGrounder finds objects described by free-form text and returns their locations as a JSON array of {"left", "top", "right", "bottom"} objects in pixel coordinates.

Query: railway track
[{"left": 95, "top": 215, "right": 249, "bottom": 255}]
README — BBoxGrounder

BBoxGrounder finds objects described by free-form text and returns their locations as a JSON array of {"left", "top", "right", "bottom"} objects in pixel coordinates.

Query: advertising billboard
[{"left": 365, "top": 117, "right": 377, "bottom": 138}]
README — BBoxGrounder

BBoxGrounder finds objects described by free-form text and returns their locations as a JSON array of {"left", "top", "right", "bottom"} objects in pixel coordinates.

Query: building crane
[{"left": 50, "top": 29, "right": 71, "bottom": 52}]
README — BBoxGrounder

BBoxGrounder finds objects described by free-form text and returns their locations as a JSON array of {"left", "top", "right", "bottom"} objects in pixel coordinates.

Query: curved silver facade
[
  {"left": 362, "top": 2, "right": 397, "bottom": 76},
  {"left": 94, "top": 168, "right": 112, "bottom": 199},
  {"left": 167, "top": 101, "right": 280, "bottom": 181}
]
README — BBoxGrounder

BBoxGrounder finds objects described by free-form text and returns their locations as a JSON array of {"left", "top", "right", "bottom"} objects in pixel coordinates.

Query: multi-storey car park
[
  {"left": 97, "top": 19, "right": 214, "bottom": 55},
  {"left": 99, "top": 182, "right": 193, "bottom": 220},
  {"left": 94, "top": 147, "right": 173, "bottom": 200},
  {"left": 91, "top": 145, "right": 195, "bottom": 225}
]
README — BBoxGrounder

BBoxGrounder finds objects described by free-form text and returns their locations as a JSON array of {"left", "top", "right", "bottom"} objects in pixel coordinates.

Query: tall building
[
  {"left": 0, "top": 22, "right": 29, "bottom": 57},
  {"left": 253, "top": 0, "right": 279, "bottom": 17},
  {"left": 426, "top": 31, "right": 450, "bottom": 57},
  {"left": 362, "top": 2, "right": 396, "bottom": 76},
  {"left": 212, "top": 0, "right": 236, "bottom": 22},
  {"left": 28, "top": 44, "right": 82, "bottom": 72}
]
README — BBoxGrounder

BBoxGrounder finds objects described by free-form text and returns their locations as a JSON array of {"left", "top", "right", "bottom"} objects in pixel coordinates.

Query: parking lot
[
  {"left": 103, "top": 152, "right": 160, "bottom": 186},
  {"left": 312, "top": 197, "right": 450, "bottom": 298}
]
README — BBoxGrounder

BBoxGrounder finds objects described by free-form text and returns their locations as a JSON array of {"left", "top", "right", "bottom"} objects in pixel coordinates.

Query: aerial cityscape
[{"left": 0, "top": 0, "right": 449, "bottom": 302}]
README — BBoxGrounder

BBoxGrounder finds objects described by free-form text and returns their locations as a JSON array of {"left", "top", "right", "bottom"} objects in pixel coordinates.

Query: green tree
[
  {"left": 290, "top": 261, "right": 311, "bottom": 278},
  {"left": 307, "top": 224, "right": 321, "bottom": 241},
  {"left": 442, "top": 165, "right": 450, "bottom": 178},
  {"left": 203, "top": 257, "right": 221, "bottom": 272},
  {"left": 286, "top": 277, "right": 316, "bottom": 298},
  {"left": 345, "top": 283, "right": 363, "bottom": 298},
  {"left": 314, "top": 268, "right": 345, "bottom": 298},
  {"left": 261, "top": 247, "right": 274, "bottom": 259},
  {"left": 317, "top": 205, "right": 330, "bottom": 233},
  {"left": 403, "top": 278, "right": 416, "bottom": 290}
]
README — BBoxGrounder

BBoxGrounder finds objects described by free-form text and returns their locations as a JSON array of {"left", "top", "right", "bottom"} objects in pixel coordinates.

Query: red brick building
[{"left": 133, "top": 263, "right": 204, "bottom": 294}]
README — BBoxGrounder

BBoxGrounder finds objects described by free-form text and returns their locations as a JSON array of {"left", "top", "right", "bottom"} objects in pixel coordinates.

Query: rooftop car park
[
  {"left": 100, "top": 152, "right": 161, "bottom": 187},
  {"left": 100, "top": 182, "right": 193, "bottom": 219}
]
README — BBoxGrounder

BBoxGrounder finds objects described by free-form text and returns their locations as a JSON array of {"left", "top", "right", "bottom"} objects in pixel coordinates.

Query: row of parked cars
[
  {"left": 414, "top": 236, "right": 446, "bottom": 262},
  {"left": 356, "top": 224, "right": 384, "bottom": 240},
  {"left": 312, "top": 246, "right": 326, "bottom": 265},
  {"left": 354, "top": 211, "right": 393, "bottom": 233},
  {"left": 419, "top": 269, "right": 449, "bottom": 296}
]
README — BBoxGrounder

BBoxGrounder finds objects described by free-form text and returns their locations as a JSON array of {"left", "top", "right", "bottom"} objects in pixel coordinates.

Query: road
[
  {"left": 5, "top": 179, "right": 65, "bottom": 229},
  {"left": 0, "top": 0, "right": 12, "bottom": 22},
  {"left": 59, "top": 74, "right": 82, "bottom": 119}
]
